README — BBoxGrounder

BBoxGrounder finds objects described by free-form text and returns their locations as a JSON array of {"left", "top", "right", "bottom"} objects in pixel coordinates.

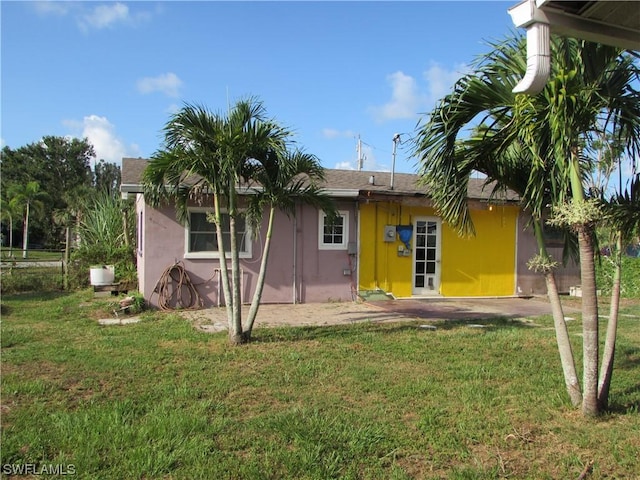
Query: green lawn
[{"left": 1, "top": 291, "right": 639, "bottom": 479}]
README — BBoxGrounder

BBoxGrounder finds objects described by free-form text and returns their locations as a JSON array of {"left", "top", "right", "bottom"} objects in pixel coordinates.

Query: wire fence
[{"left": 1, "top": 249, "right": 65, "bottom": 294}]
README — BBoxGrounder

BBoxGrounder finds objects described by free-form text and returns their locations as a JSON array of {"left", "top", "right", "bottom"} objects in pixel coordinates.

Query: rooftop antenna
[
  {"left": 391, "top": 133, "right": 401, "bottom": 190},
  {"left": 357, "top": 135, "right": 363, "bottom": 171}
]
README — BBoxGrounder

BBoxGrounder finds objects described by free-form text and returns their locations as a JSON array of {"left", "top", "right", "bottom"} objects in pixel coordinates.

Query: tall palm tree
[
  {"left": 597, "top": 174, "right": 640, "bottom": 410},
  {"left": 242, "top": 149, "right": 336, "bottom": 337},
  {"left": 414, "top": 33, "right": 640, "bottom": 415},
  {"left": 1, "top": 191, "right": 22, "bottom": 257},
  {"left": 8, "top": 181, "right": 48, "bottom": 259},
  {"left": 143, "top": 98, "right": 331, "bottom": 344}
]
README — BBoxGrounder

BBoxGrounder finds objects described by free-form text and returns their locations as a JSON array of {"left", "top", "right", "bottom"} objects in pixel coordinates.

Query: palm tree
[
  {"left": 1, "top": 191, "right": 22, "bottom": 257},
  {"left": 414, "top": 33, "right": 640, "bottom": 415},
  {"left": 597, "top": 174, "right": 640, "bottom": 410},
  {"left": 8, "top": 181, "right": 48, "bottom": 259},
  {"left": 243, "top": 149, "right": 336, "bottom": 337},
  {"left": 143, "top": 98, "right": 331, "bottom": 344}
]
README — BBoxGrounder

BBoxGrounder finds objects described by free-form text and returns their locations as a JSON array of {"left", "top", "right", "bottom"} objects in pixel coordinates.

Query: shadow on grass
[
  {"left": 252, "top": 317, "right": 536, "bottom": 343},
  {"left": 1, "top": 290, "right": 74, "bottom": 304}
]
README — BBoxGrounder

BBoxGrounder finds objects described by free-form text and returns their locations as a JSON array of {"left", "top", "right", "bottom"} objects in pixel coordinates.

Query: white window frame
[
  {"left": 184, "top": 207, "right": 252, "bottom": 259},
  {"left": 318, "top": 210, "right": 349, "bottom": 250}
]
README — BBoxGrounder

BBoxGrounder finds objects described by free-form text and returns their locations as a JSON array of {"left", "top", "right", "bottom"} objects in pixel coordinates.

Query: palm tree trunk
[
  {"left": 22, "top": 202, "right": 30, "bottom": 259},
  {"left": 533, "top": 219, "right": 582, "bottom": 406},
  {"left": 598, "top": 233, "right": 621, "bottom": 411},
  {"left": 213, "top": 192, "right": 233, "bottom": 330},
  {"left": 577, "top": 225, "right": 599, "bottom": 416},
  {"left": 63, "top": 225, "right": 71, "bottom": 290},
  {"left": 9, "top": 216, "right": 14, "bottom": 257},
  {"left": 227, "top": 183, "right": 244, "bottom": 344},
  {"left": 245, "top": 206, "right": 276, "bottom": 338},
  {"left": 569, "top": 149, "right": 600, "bottom": 416}
]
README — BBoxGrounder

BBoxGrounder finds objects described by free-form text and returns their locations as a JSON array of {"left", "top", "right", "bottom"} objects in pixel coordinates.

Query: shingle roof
[{"left": 121, "top": 157, "right": 518, "bottom": 202}]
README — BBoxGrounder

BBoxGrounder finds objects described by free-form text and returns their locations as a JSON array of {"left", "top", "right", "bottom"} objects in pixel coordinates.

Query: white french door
[{"left": 412, "top": 217, "right": 441, "bottom": 295}]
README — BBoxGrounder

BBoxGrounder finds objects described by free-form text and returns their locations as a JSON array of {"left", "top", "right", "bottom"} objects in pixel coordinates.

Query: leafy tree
[
  {"left": 143, "top": 99, "right": 334, "bottom": 344},
  {"left": 1, "top": 136, "right": 95, "bottom": 247},
  {"left": 414, "top": 33, "right": 640, "bottom": 415},
  {"left": 8, "top": 181, "right": 49, "bottom": 258},
  {"left": 94, "top": 159, "right": 122, "bottom": 197}
]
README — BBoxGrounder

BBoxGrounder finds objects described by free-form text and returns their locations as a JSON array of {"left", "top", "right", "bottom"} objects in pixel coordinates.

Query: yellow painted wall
[{"left": 358, "top": 202, "right": 518, "bottom": 297}]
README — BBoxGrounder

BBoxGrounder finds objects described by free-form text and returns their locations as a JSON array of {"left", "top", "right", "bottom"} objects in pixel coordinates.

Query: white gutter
[{"left": 508, "top": 0, "right": 551, "bottom": 95}]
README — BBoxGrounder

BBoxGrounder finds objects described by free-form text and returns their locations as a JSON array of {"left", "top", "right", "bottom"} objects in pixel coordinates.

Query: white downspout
[{"left": 509, "top": 0, "right": 551, "bottom": 95}]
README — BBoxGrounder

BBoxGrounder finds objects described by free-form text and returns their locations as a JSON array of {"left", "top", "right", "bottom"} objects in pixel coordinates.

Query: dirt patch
[{"left": 178, "top": 297, "right": 574, "bottom": 332}]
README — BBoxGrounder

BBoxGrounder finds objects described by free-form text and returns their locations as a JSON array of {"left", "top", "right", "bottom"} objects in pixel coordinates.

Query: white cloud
[
  {"left": 32, "top": 1, "right": 75, "bottom": 16},
  {"left": 423, "top": 62, "right": 469, "bottom": 105},
  {"left": 64, "top": 115, "right": 140, "bottom": 164},
  {"left": 322, "top": 128, "right": 356, "bottom": 140},
  {"left": 334, "top": 161, "right": 356, "bottom": 170},
  {"left": 166, "top": 103, "right": 181, "bottom": 115},
  {"left": 137, "top": 73, "right": 183, "bottom": 98},
  {"left": 77, "top": 3, "right": 132, "bottom": 31},
  {"left": 32, "top": 1, "right": 155, "bottom": 32},
  {"left": 369, "top": 64, "right": 468, "bottom": 123},
  {"left": 368, "top": 71, "right": 427, "bottom": 123}
]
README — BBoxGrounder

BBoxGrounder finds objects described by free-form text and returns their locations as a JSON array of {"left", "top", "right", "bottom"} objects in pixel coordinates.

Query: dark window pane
[
  {"left": 415, "top": 276, "right": 424, "bottom": 287},
  {"left": 416, "top": 263, "right": 425, "bottom": 274},
  {"left": 427, "top": 249, "right": 436, "bottom": 260},
  {"left": 426, "top": 263, "right": 435, "bottom": 274},
  {"left": 417, "top": 249, "right": 425, "bottom": 260},
  {"left": 427, "top": 236, "right": 436, "bottom": 247}
]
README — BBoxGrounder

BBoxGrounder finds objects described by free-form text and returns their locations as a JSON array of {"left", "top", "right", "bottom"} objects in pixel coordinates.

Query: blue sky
[{"left": 2, "top": 1, "right": 518, "bottom": 174}]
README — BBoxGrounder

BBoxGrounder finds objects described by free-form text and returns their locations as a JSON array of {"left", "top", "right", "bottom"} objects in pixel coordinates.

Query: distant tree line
[{"left": 1, "top": 136, "right": 122, "bottom": 251}]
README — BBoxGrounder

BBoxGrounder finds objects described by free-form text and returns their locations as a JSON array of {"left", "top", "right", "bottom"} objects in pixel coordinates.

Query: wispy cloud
[
  {"left": 334, "top": 161, "right": 356, "bottom": 170},
  {"left": 32, "top": 1, "right": 75, "bottom": 16},
  {"left": 64, "top": 115, "right": 140, "bottom": 164},
  {"left": 78, "top": 3, "right": 130, "bottom": 31},
  {"left": 31, "top": 1, "right": 155, "bottom": 33},
  {"left": 369, "top": 63, "right": 467, "bottom": 123},
  {"left": 137, "top": 73, "right": 183, "bottom": 98},
  {"left": 322, "top": 128, "right": 356, "bottom": 140}
]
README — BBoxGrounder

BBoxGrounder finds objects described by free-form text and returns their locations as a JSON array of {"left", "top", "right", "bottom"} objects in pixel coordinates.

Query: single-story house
[{"left": 121, "top": 157, "right": 580, "bottom": 307}]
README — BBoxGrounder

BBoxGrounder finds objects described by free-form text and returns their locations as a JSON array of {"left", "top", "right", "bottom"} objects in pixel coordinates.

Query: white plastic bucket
[{"left": 90, "top": 265, "right": 115, "bottom": 286}]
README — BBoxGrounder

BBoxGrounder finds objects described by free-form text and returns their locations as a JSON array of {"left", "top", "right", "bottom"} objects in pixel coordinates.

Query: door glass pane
[
  {"left": 416, "top": 263, "right": 425, "bottom": 274},
  {"left": 427, "top": 249, "right": 436, "bottom": 260},
  {"left": 415, "top": 275, "right": 424, "bottom": 287},
  {"left": 426, "top": 262, "right": 435, "bottom": 274},
  {"left": 417, "top": 249, "right": 425, "bottom": 260}
]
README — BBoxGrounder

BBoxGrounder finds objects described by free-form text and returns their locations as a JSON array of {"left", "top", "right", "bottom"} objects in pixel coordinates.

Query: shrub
[{"left": 596, "top": 254, "right": 640, "bottom": 298}]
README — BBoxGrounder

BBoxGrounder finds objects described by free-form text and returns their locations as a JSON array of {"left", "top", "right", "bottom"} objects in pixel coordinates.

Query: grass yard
[{"left": 1, "top": 291, "right": 639, "bottom": 479}]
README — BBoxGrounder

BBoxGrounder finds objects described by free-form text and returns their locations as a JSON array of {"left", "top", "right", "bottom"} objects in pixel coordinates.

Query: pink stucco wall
[{"left": 137, "top": 197, "right": 357, "bottom": 307}]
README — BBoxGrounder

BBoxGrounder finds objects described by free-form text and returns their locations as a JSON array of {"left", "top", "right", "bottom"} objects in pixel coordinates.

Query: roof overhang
[{"left": 508, "top": 0, "right": 640, "bottom": 94}]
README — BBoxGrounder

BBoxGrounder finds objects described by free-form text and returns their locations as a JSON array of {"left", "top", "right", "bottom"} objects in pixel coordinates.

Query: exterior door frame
[{"left": 412, "top": 216, "right": 441, "bottom": 295}]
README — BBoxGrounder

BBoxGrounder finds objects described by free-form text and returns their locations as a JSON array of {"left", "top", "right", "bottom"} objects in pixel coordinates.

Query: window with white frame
[
  {"left": 185, "top": 208, "right": 252, "bottom": 259},
  {"left": 318, "top": 210, "right": 348, "bottom": 250}
]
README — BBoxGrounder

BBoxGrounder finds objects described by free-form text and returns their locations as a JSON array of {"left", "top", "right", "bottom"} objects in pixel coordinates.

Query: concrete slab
[{"left": 98, "top": 317, "right": 141, "bottom": 326}]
